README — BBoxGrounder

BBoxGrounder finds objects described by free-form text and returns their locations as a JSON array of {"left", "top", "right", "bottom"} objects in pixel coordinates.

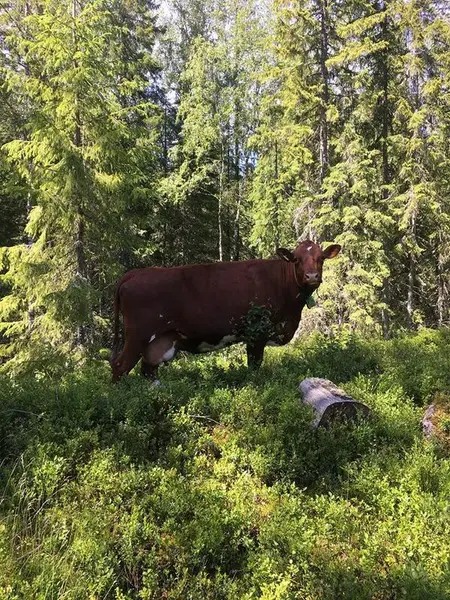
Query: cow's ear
[
  {"left": 322, "top": 244, "right": 341, "bottom": 260},
  {"left": 276, "top": 248, "right": 296, "bottom": 262}
]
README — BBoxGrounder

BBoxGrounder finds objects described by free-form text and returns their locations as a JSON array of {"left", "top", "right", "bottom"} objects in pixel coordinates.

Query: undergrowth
[{"left": 1, "top": 328, "right": 450, "bottom": 599}]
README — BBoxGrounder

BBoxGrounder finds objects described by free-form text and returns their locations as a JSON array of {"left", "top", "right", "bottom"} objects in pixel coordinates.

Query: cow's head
[{"left": 276, "top": 240, "right": 341, "bottom": 291}]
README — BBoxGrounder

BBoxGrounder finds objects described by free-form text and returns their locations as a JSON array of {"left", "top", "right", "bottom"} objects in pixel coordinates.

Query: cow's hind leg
[
  {"left": 246, "top": 340, "right": 266, "bottom": 370},
  {"left": 141, "top": 360, "right": 160, "bottom": 382},
  {"left": 141, "top": 331, "right": 180, "bottom": 383},
  {"left": 111, "top": 336, "right": 145, "bottom": 382}
]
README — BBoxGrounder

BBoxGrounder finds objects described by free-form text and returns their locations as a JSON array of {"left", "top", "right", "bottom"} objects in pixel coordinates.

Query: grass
[{"left": 1, "top": 328, "right": 450, "bottom": 599}]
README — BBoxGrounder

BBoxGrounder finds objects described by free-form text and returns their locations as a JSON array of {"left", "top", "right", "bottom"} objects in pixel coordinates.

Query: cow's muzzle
[{"left": 304, "top": 272, "right": 321, "bottom": 286}]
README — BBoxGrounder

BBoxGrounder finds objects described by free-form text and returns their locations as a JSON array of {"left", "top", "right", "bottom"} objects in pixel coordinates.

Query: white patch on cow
[
  {"left": 161, "top": 343, "right": 176, "bottom": 362},
  {"left": 307, "top": 245, "right": 313, "bottom": 252},
  {"left": 267, "top": 340, "right": 281, "bottom": 347},
  {"left": 149, "top": 334, "right": 156, "bottom": 343},
  {"left": 198, "top": 335, "right": 237, "bottom": 353},
  {"left": 159, "top": 314, "right": 164, "bottom": 318}
]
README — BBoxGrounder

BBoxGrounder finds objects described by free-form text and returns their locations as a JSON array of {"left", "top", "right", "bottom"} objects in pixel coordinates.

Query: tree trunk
[
  {"left": 232, "top": 133, "right": 241, "bottom": 261},
  {"left": 72, "top": 0, "right": 89, "bottom": 344},
  {"left": 318, "top": 0, "right": 329, "bottom": 184},
  {"left": 379, "top": 0, "right": 392, "bottom": 338},
  {"left": 273, "top": 139, "right": 279, "bottom": 251},
  {"left": 406, "top": 210, "right": 417, "bottom": 329},
  {"left": 163, "top": 102, "right": 169, "bottom": 176},
  {"left": 437, "top": 247, "right": 446, "bottom": 326},
  {"left": 73, "top": 102, "right": 87, "bottom": 283},
  {"left": 381, "top": 285, "right": 390, "bottom": 339},
  {"left": 232, "top": 189, "right": 241, "bottom": 261},
  {"left": 73, "top": 0, "right": 83, "bottom": 273},
  {"left": 405, "top": 25, "right": 424, "bottom": 331},
  {"left": 26, "top": 194, "right": 35, "bottom": 327},
  {"left": 406, "top": 253, "right": 416, "bottom": 328},
  {"left": 437, "top": 259, "right": 445, "bottom": 326},
  {"left": 218, "top": 144, "right": 225, "bottom": 262}
]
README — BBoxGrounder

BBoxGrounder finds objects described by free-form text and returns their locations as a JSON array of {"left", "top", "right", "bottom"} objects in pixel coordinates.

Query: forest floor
[{"left": 1, "top": 329, "right": 450, "bottom": 600}]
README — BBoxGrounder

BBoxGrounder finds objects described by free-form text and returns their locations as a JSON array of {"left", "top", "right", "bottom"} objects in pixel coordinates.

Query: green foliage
[
  {"left": 2, "top": 332, "right": 450, "bottom": 598},
  {"left": 249, "top": 0, "right": 320, "bottom": 255},
  {"left": 248, "top": 0, "right": 450, "bottom": 333},
  {"left": 1, "top": 0, "right": 450, "bottom": 368},
  {"left": 0, "top": 0, "right": 161, "bottom": 363},
  {"left": 377, "top": 328, "right": 450, "bottom": 402},
  {"left": 160, "top": 0, "right": 268, "bottom": 264},
  {"left": 233, "top": 304, "right": 277, "bottom": 345}
]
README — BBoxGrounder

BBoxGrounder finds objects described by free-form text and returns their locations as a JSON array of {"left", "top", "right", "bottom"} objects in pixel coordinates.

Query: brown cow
[{"left": 110, "top": 240, "right": 341, "bottom": 382}]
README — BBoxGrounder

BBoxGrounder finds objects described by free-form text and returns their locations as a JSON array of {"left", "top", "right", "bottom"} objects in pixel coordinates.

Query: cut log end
[
  {"left": 299, "top": 377, "right": 370, "bottom": 428},
  {"left": 421, "top": 404, "right": 436, "bottom": 439}
]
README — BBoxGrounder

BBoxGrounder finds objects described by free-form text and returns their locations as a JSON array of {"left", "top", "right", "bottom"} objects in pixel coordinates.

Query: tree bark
[
  {"left": 232, "top": 188, "right": 241, "bottom": 261},
  {"left": 232, "top": 127, "right": 241, "bottom": 261},
  {"left": 72, "top": 0, "right": 89, "bottom": 344}
]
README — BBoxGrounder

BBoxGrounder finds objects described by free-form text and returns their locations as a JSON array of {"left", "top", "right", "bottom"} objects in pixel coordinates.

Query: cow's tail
[{"left": 111, "top": 283, "right": 121, "bottom": 363}]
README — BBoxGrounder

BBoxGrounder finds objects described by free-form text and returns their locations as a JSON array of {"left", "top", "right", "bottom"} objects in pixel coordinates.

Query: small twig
[
  {"left": 1, "top": 409, "right": 44, "bottom": 418},
  {"left": 189, "top": 414, "right": 221, "bottom": 425}
]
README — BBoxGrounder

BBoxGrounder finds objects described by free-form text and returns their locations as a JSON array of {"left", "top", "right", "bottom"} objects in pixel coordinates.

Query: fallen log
[
  {"left": 299, "top": 377, "right": 370, "bottom": 428},
  {"left": 421, "top": 404, "right": 436, "bottom": 439}
]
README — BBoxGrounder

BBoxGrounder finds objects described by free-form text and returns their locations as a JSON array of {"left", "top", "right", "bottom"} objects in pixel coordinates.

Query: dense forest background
[
  {"left": 1, "top": 0, "right": 450, "bottom": 372},
  {"left": 2, "top": 4, "right": 450, "bottom": 598}
]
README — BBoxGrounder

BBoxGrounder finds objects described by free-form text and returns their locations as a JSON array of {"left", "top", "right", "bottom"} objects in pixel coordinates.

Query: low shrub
[{"left": 1, "top": 330, "right": 450, "bottom": 599}]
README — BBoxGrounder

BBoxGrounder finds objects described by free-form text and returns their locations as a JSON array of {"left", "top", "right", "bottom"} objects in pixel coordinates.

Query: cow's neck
[
  {"left": 291, "top": 263, "right": 310, "bottom": 303},
  {"left": 279, "top": 262, "right": 306, "bottom": 309},
  {"left": 292, "top": 262, "right": 302, "bottom": 292}
]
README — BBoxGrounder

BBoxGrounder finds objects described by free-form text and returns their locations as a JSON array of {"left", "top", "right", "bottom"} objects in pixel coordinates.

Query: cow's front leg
[{"left": 246, "top": 340, "right": 266, "bottom": 370}]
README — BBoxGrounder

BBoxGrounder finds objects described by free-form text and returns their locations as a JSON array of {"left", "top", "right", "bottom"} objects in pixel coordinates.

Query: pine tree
[{"left": 316, "top": 0, "right": 450, "bottom": 332}]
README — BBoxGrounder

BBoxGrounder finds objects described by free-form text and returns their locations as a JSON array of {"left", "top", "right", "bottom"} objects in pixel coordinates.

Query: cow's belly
[
  {"left": 178, "top": 330, "right": 294, "bottom": 354},
  {"left": 266, "top": 327, "right": 298, "bottom": 347},
  {"left": 178, "top": 334, "right": 240, "bottom": 354},
  {"left": 139, "top": 306, "right": 301, "bottom": 356}
]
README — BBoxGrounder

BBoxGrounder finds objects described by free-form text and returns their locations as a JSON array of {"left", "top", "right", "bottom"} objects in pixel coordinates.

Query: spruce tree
[
  {"left": 390, "top": 0, "right": 450, "bottom": 328},
  {"left": 162, "top": 0, "right": 267, "bottom": 264},
  {"left": 317, "top": 0, "right": 402, "bottom": 332},
  {"left": 0, "top": 0, "right": 161, "bottom": 370},
  {"left": 249, "top": 0, "right": 342, "bottom": 256}
]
